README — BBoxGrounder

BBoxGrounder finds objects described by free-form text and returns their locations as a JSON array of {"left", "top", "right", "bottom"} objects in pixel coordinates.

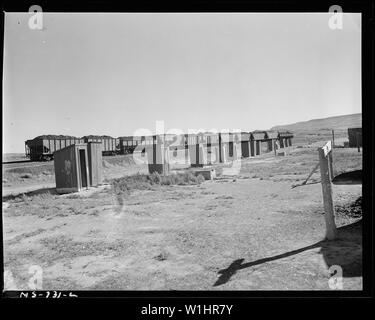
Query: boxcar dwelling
[
  {"left": 278, "top": 131, "right": 294, "bottom": 148},
  {"left": 264, "top": 131, "right": 279, "bottom": 153},
  {"left": 348, "top": 127, "right": 362, "bottom": 148},
  {"left": 146, "top": 135, "right": 170, "bottom": 174},
  {"left": 25, "top": 135, "right": 84, "bottom": 161},
  {"left": 239, "top": 132, "right": 251, "bottom": 158},
  {"left": 203, "top": 132, "right": 220, "bottom": 164},
  {"left": 226, "top": 132, "right": 242, "bottom": 158},
  {"left": 216, "top": 132, "right": 229, "bottom": 162},
  {"left": 248, "top": 133, "right": 255, "bottom": 157},
  {"left": 189, "top": 143, "right": 208, "bottom": 167},
  {"left": 251, "top": 131, "right": 267, "bottom": 156},
  {"left": 186, "top": 133, "right": 208, "bottom": 167},
  {"left": 54, "top": 143, "right": 103, "bottom": 194}
]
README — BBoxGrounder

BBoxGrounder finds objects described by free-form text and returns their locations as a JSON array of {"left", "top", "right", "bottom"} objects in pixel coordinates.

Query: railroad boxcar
[
  {"left": 81, "top": 135, "right": 119, "bottom": 156},
  {"left": 25, "top": 135, "right": 84, "bottom": 161},
  {"left": 140, "top": 135, "right": 154, "bottom": 147},
  {"left": 119, "top": 136, "right": 143, "bottom": 154},
  {"left": 125, "top": 135, "right": 152, "bottom": 154}
]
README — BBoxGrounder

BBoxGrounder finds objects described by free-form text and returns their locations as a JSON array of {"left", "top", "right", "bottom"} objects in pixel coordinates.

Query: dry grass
[
  {"left": 111, "top": 172, "right": 205, "bottom": 194},
  {"left": 238, "top": 148, "right": 362, "bottom": 185},
  {"left": 4, "top": 190, "right": 113, "bottom": 219},
  {"left": 5, "top": 164, "right": 54, "bottom": 176},
  {"left": 38, "top": 235, "right": 135, "bottom": 263}
]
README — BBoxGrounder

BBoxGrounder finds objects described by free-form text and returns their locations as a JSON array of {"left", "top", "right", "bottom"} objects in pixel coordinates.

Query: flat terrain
[{"left": 2, "top": 142, "right": 362, "bottom": 290}]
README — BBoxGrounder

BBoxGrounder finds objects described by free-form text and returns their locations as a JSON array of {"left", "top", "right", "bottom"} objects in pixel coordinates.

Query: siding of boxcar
[
  {"left": 119, "top": 136, "right": 143, "bottom": 154},
  {"left": 82, "top": 136, "right": 117, "bottom": 155}
]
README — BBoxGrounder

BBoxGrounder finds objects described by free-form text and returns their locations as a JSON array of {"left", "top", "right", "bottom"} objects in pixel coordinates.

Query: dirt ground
[{"left": 2, "top": 144, "right": 362, "bottom": 290}]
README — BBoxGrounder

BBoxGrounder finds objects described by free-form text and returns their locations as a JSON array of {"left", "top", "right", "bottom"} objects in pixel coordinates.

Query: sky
[{"left": 3, "top": 13, "right": 361, "bottom": 153}]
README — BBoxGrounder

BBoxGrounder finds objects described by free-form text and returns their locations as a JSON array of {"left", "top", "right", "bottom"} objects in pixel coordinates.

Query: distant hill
[
  {"left": 271, "top": 113, "right": 361, "bottom": 146},
  {"left": 271, "top": 113, "right": 361, "bottom": 132}
]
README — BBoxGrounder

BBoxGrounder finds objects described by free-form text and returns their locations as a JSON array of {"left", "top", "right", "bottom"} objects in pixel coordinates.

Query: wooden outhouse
[
  {"left": 87, "top": 142, "right": 103, "bottom": 186},
  {"left": 265, "top": 131, "right": 279, "bottom": 153},
  {"left": 251, "top": 131, "right": 267, "bottom": 156},
  {"left": 54, "top": 143, "right": 103, "bottom": 194},
  {"left": 278, "top": 131, "right": 294, "bottom": 148},
  {"left": 240, "top": 132, "right": 251, "bottom": 158}
]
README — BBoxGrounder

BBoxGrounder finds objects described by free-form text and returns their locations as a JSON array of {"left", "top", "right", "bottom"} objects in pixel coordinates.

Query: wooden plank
[
  {"left": 318, "top": 148, "right": 337, "bottom": 240},
  {"left": 328, "top": 151, "right": 334, "bottom": 181},
  {"left": 302, "top": 162, "right": 320, "bottom": 185}
]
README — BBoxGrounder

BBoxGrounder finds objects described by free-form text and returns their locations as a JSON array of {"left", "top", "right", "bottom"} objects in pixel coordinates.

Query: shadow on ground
[
  {"left": 214, "top": 220, "right": 362, "bottom": 287},
  {"left": 2, "top": 187, "right": 57, "bottom": 201}
]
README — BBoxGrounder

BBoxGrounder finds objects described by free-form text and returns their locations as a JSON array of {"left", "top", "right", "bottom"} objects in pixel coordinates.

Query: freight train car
[
  {"left": 163, "top": 133, "right": 180, "bottom": 148},
  {"left": 81, "top": 135, "right": 119, "bottom": 156},
  {"left": 118, "top": 136, "right": 143, "bottom": 154},
  {"left": 25, "top": 135, "right": 84, "bottom": 161}
]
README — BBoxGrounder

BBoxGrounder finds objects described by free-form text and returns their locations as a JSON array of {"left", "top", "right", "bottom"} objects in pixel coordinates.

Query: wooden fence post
[{"left": 318, "top": 144, "right": 337, "bottom": 240}]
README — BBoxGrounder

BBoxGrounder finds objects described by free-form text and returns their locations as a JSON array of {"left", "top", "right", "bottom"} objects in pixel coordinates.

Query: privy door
[{"left": 78, "top": 148, "right": 88, "bottom": 189}]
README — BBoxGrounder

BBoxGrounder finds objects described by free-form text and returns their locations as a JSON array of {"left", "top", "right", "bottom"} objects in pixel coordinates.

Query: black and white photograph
[{"left": 2, "top": 4, "right": 369, "bottom": 299}]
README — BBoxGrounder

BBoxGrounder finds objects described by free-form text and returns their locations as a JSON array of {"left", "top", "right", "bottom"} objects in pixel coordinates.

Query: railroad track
[
  {"left": 3, "top": 161, "right": 53, "bottom": 170},
  {"left": 3, "top": 154, "right": 128, "bottom": 170},
  {"left": 2, "top": 160, "right": 35, "bottom": 165}
]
